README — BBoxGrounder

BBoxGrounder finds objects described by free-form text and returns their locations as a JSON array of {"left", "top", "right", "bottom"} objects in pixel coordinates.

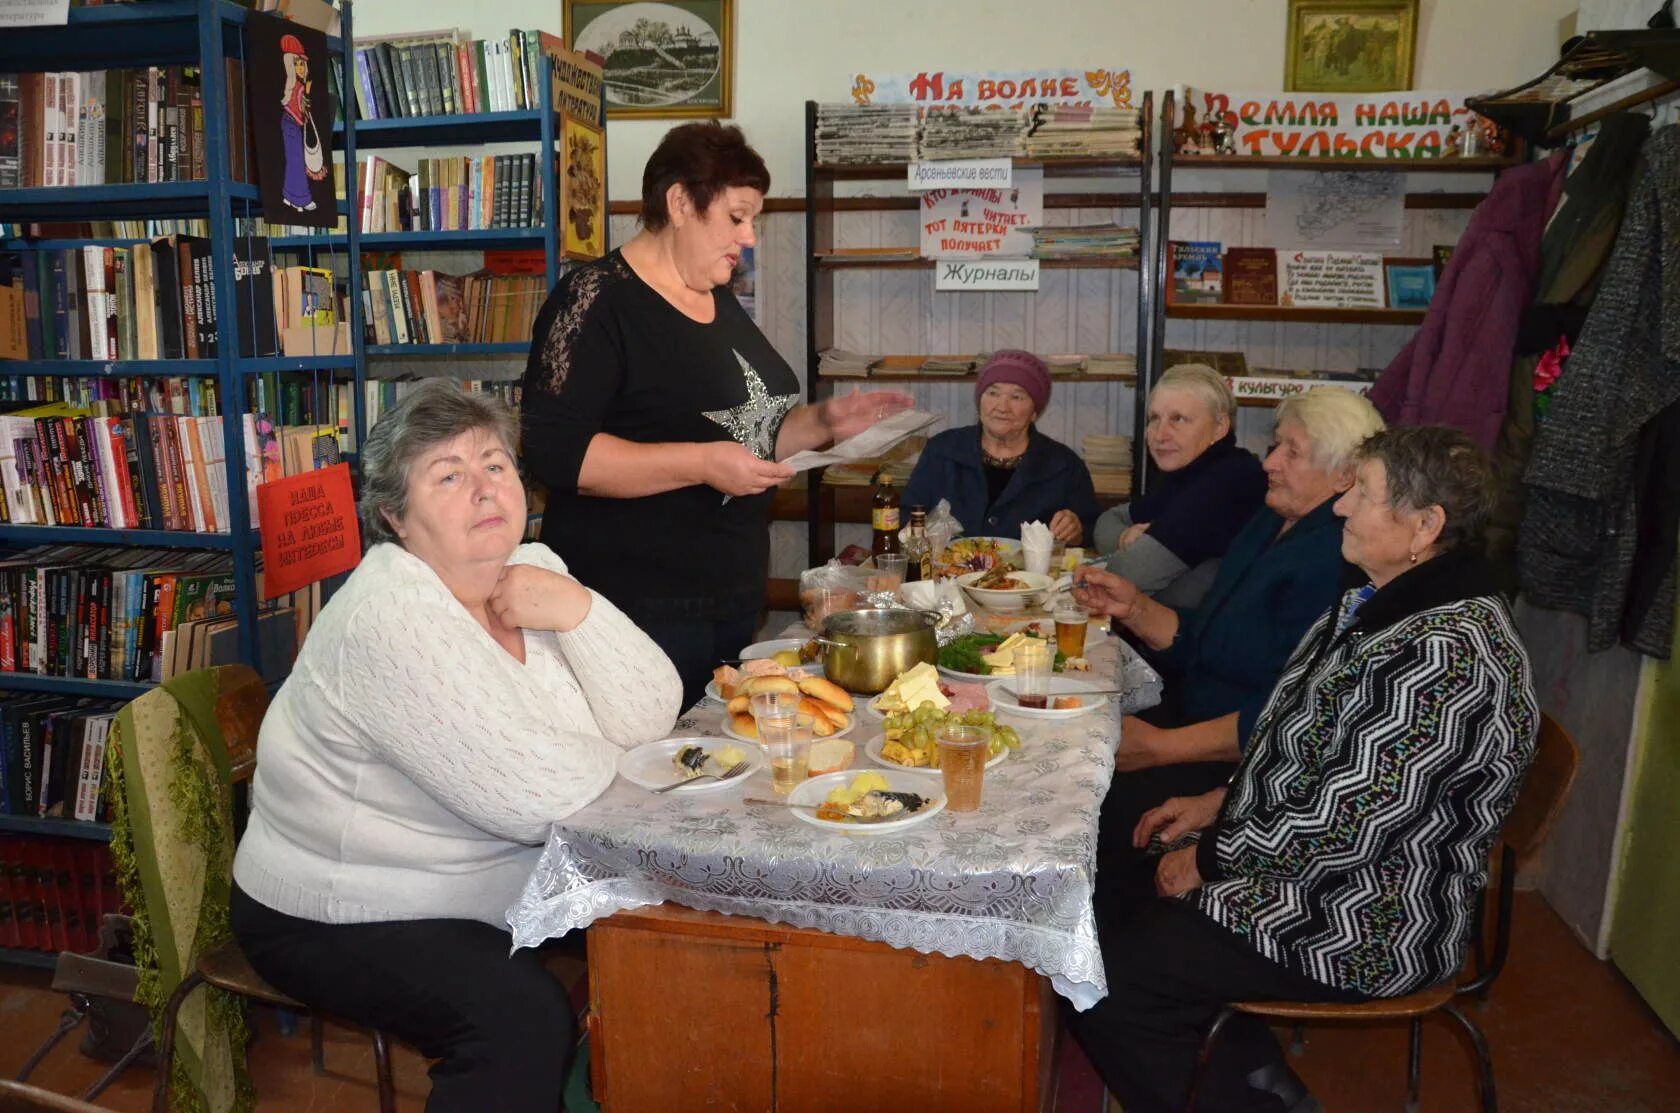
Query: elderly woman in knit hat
[{"left": 903, "top": 349, "right": 1100, "bottom": 542}]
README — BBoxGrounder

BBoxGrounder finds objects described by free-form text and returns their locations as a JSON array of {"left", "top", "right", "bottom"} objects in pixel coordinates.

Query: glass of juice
[
  {"left": 1014, "top": 639, "right": 1052, "bottom": 709},
  {"left": 1054, "top": 601, "right": 1090, "bottom": 659},
  {"left": 935, "top": 723, "right": 989, "bottom": 812},
  {"left": 759, "top": 712, "right": 815, "bottom": 795}
]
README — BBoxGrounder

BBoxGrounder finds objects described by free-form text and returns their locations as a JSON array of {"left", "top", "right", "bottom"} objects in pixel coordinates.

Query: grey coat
[{"left": 1519, "top": 125, "right": 1680, "bottom": 657}]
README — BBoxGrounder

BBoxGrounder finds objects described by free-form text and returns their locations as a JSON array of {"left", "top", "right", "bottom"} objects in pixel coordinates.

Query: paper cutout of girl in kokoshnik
[{"left": 280, "top": 33, "right": 328, "bottom": 211}]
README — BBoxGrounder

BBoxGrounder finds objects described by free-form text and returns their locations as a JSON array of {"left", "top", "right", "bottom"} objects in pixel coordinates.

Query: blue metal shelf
[
  {"left": 274, "top": 229, "right": 546, "bottom": 251},
  {"left": 367, "top": 343, "right": 530, "bottom": 356},
  {"left": 0, "top": 947, "right": 58, "bottom": 970},
  {"left": 0, "top": 181, "right": 214, "bottom": 221},
  {"left": 355, "top": 111, "right": 558, "bottom": 148},
  {"left": 0, "top": 524, "right": 239, "bottom": 549},
  {"left": 0, "top": 359, "right": 221, "bottom": 378},
  {"left": 235, "top": 355, "right": 358, "bottom": 374},
  {"left": 0, "top": 674, "right": 150, "bottom": 705}
]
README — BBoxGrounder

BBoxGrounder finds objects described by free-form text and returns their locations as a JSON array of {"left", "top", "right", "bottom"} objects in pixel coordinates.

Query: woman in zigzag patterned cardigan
[{"left": 1066, "top": 426, "right": 1538, "bottom": 1113}]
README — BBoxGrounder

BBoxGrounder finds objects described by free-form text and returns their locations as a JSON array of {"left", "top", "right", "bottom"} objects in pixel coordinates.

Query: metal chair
[
  {"left": 110, "top": 666, "right": 397, "bottom": 1113},
  {"left": 1188, "top": 712, "right": 1581, "bottom": 1113},
  {"left": 0, "top": 1080, "right": 119, "bottom": 1112}
]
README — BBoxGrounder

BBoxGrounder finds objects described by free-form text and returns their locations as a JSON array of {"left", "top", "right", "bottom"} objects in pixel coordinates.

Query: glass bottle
[
  {"left": 904, "top": 505, "right": 931, "bottom": 583},
  {"left": 871, "top": 474, "right": 901, "bottom": 558}
]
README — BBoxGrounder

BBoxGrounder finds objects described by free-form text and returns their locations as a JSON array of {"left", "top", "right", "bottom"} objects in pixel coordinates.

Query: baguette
[{"left": 797, "top": 675, "right": 854, "bottom": 712}]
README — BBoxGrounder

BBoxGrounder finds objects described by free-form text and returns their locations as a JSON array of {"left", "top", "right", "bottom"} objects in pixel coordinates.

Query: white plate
[
  {"left": 739, "top": 638, "right": 808, "bottom": 661},
  {"left": 861, "top": 732, "right": 1010, "bottom": 775},
  {"left": 863, "top": 686, "right": 991, "bottom": 719},
  {"left": 618, "top": 738, "right": 764, "bottom": 794},
  {"left": 721, "top": 711, "right": 855, "bottom": 745},
  {"left": 987, "top": 676, "right": 1110, "bottom": 719},
  {"left": 786, "top": 770, "right": 947, "bottom": 835},
  {"left": 957, "top": 570, "right": 1056, "bottom": 611}
]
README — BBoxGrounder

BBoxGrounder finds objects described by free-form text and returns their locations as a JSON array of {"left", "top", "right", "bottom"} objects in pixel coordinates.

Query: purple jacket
[{"left": 1368, "top": 153, "right": 1566, "bottom": 449}]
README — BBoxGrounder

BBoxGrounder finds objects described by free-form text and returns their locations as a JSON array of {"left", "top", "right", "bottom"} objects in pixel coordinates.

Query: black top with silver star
[{"left": 703, "top": 349, "right": 798, "bottom": 460}]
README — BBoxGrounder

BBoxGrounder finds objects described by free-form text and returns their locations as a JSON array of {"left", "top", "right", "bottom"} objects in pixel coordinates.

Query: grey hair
[
  {"left": 1151, "top": 363, "right": 1236, "bottom": 424},
  {"left": 358, "top": 380, "right": 519, "bottom": 547},
  {"left": 1274, "top": 386, "right": 1385, "bottom": 475},
  {"left": 1354, "top": 425, "right": 1495, "bottom": 553}
]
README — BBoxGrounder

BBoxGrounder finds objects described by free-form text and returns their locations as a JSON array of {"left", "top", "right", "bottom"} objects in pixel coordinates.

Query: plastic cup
[
  {"left": 749, "top": 690, "right": 797, "bottom": 724},
  {"left": 760, "top": 712, "right": 815, "bottom": 795},
  {"left": 1054, "top": 602, "right": 1090, "bottom": 659},
  {"left": 935, "top": 723, "right": 989, "bottom": 812},
  {"left": 1014, "top": 639, "right": 1053, "bottom": 709},
  {"left": 868, "top": 553, "right": 909, "bottom": 593},
  {"left": 1050, "top": 540, "right": 1068, "bottom": 572}
]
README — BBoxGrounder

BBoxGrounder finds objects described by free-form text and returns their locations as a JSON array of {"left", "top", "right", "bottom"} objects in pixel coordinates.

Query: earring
[{"left": 1408, "top": 551, "right": 1418, "bottom": 564}]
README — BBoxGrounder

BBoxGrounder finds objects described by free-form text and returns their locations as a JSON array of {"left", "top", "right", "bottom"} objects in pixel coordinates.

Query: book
[
  {"left": 1222, "top": 247, "right": 1278, "bottom": 306},
  {"left": 1385, "top": 259, "right": 1437, "bottom": 310},
  {"left": 1169, "top": 241, "right": 1223, "bottom": 305}
]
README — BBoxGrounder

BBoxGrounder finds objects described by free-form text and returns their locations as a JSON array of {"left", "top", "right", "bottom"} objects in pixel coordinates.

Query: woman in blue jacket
[{"left": 902, "top": 350, "right": 1100, "bottom": 543}]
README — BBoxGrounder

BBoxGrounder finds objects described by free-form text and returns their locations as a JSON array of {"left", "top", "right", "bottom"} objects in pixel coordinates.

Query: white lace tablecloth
[{"left": 506, "top": 627, "right": 1162, "bottom": 1011}]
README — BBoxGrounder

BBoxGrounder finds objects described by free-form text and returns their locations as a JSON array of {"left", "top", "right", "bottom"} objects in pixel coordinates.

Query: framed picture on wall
[
  {"left": 561, "top": 114, "right": 607, "bottom": 261},
  {"left": 563, "top": 0, "right": 735, "bottom": 119},
  {"left": 1284, "top": 0, "right": 1419, "bottom": 93}
]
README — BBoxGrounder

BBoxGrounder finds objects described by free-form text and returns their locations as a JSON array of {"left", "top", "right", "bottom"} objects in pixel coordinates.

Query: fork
[
  {"left": 652, "top": 760, "right": 750, "bottom": 793},
  {"left": 740, "top": 798, "right": 904, "bottom": 823}
]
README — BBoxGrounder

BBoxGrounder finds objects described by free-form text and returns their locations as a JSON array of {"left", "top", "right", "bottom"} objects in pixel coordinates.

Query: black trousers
[
  {"left": 637, "top": 612, "right": 761, "bottom": 711},
  {"left": 1095, "top": 762, "right": 1237, "bottom": 923},
  {"left": 1067, "top": 898, "right": 1363, "bottom": 1113},
  {"left": 230, "top": 884, "right": 575, "bottom": 1113}
]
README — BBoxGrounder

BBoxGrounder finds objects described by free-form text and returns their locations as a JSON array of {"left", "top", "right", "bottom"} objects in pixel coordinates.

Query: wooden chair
[
  {"left": 115, "top": 666, "right": 396, "bottom": 1113},
  {"left": 0, "top": 1080, "right": 118, "bottom": 1112},
  {"left": 1187, "top": 713, "right": 1581, "bottom": 1113}
]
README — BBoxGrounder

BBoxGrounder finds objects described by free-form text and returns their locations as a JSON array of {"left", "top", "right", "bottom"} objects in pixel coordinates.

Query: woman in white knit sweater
[{"left": 231, "top": 381, "right": 682, "bottom": 1111}]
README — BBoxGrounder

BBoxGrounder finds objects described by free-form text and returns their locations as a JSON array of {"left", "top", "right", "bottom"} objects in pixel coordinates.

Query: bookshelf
[
  {"left": 274, "top": 42, "right": 609, "bottom": 437},
  {"left": 801, "top": 96, "right": 1155, "bottom": 582},
  {"left": 1150, "top": 89, "right": 1521, "bottom": 415},
  {"left": 0, "top": 1, "right": 361, "bottom": 915}
]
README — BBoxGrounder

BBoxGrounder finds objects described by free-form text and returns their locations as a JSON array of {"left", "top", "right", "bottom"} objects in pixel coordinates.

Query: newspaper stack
[
  {"left": 1032, "top": 224, "right": 1141, "bottom": 260},
  {"left": 817, "top": 349, "right": 878, "bottom": 378},
  {"left": 1083, "top": 434, "right": 1133, "bottom": 498},
  {"left": 814, "top": 103, "right": 920, "bottom": 164},
  {"left": 918, "top": 108, "right": 1030, "bottom": 159},
  {"left": 1085, "top": 353, "right": 1139, "bottom": 378},
  {"left": 1024, "top": 104, "right": 1144, "bottom": 157}
]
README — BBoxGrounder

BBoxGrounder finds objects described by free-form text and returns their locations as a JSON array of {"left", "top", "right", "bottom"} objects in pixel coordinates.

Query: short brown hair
[
  {"left": 1354, "top": 425, "right": 1495, "bottom": 554},
  {"left": 640, "top": 122, "right": 770, "bottom": 231}
]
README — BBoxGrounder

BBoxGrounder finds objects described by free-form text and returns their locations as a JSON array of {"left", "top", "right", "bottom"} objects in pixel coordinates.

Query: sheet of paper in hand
[{"left": 782, "top": 409, "right": 943, "bottom": 473}]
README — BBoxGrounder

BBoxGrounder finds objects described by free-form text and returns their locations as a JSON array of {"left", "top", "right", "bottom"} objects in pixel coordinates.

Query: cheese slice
[
  {"left": 981, "top": 632, "right": 1031, "bottom": 673},
  {"left": 875, "top": 661, "right": 951, "bottom": 713}
]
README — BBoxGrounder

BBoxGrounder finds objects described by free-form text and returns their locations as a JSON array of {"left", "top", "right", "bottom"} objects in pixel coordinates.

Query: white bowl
[{"left": 956, "top": 570, "right": 1056, "bottom": 611}]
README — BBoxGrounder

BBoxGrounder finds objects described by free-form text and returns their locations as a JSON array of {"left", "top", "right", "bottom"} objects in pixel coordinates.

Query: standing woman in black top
[{"left": 522, "top": 123, "right": 912, "bottom": 708}]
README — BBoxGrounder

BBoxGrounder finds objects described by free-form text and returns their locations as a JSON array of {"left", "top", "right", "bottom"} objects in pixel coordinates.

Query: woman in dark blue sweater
[
  {"left": 902, "top": 350, "right": 1100, "bottom": 542},
  {"left": 1093, "top": 364, "right": 1268, "bottom": 608}
]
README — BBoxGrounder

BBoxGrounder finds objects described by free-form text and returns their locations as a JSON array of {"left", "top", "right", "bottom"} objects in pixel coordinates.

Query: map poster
[{"left": 1264, "top": 170, "right": 1403, "bottom": 249}]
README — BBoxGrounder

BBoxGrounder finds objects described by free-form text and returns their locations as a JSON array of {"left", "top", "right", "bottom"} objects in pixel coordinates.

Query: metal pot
[{"left": 819, "top": 608, "right": 940, "bottom": 694}]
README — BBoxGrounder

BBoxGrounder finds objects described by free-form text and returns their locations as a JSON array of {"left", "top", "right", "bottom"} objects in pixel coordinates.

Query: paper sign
[
  {"left": 782, "top": 409, "right": 943, "bottom": 473},
  {"left": 258, "top": 463, "right": 361, "bottom": 598},
  {"left": 855, "top": 68, "right": 1133, "bottom": 110},
  {"left": 0, "top": 0, "right": 69, "bottom": 27},
  {"left": 935, "top": 259, "right": 1041, "bottom": 291},
  {"left": 1279, "top": 250, "right": 1385, "bottom": 309},
  {"left": 1187, "top": 89, "right": 1481, "bottom": 160},
  {"left": 908, "top": 159, "right": 1013, "bottom": 191},
  {"left": 1224, "top": 376, "right": 1372, "bottom": 402},
  {"left": 919, "top": 170, "right": 1042, "bottom": 258}
]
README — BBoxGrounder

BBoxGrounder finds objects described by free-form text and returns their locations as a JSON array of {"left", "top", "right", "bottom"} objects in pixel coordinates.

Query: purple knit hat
[{"left": 975, "top": 349, "right": 1051, "bottom": 414}]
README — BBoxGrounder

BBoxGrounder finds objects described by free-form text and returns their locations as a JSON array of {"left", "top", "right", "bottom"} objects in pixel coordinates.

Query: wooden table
[{"left": 585, "top": 904, "right": 1059, "bottom": 1113}]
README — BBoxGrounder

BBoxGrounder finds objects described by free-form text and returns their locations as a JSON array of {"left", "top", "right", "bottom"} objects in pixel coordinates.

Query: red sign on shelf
[{"left": 258, "top": 462, "right": 361, "bottom": 598}]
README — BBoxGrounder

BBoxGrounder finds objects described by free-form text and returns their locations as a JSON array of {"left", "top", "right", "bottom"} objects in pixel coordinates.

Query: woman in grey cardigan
[{"left": 1069, "top": 426, "right": 1538, "bottom": 1113}]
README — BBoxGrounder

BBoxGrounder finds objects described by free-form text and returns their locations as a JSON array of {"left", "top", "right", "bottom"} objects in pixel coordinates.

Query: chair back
[
  {"left": 0, "top": 1080, "right": 116, "bottom": 1111},
  {"left": 109, "top": 668, "right": 261, "bottom": 1113},
  {"left": 1465, "top": 712, "right": 1580, "bottom": 996},
  {"left": 1500, "top": 713, "right": 1580, "bottom": 863}
]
